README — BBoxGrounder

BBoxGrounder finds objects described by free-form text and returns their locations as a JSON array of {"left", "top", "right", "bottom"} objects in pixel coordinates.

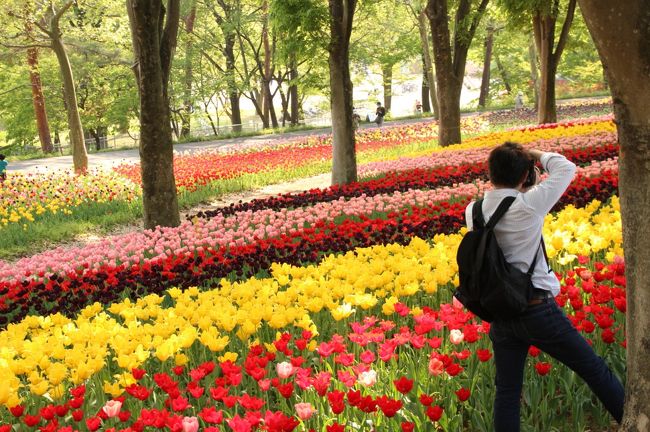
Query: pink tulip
[
  {"left": 428, "top": 357, "right": 445, "bottom": 376},
  {"left": 449, "top": 329, "right": 465, "bottom": 345},
  {"left": 182, "top": 417, "right": 199, "bottom": 432},
  {"left": 358, "top": 370, "right": 377, "bottom": 387},
  {"left": 276, "top": 361, "right": 294, "bottom": 379},
  {"left": 295, "top": 402, "right": 317, "bottom": 420},
  {"left": 102, "top": 400, "right": 122, "bottom": 418}
]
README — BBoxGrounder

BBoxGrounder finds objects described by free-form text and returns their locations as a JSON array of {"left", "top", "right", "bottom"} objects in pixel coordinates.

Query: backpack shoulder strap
[{"left": 484, "top": 196, "right": 516, "bottom": 229}]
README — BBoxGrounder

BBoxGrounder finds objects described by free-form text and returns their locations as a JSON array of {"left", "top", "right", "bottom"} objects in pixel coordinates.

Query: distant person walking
[
  {"left": 375, "top": 102, "right": 386, "bottom": 126},
  {"left": 514, "top": 92, "right": 524, "bottom": 110},
  {"left": 0, "top": 154, "right": 7, "bottom": 183},
  {"left": 352, "top": 107, "right": 361, "bottom": 131}
]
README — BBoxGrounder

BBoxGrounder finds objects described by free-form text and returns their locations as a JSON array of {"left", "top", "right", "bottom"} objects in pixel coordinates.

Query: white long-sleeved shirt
[{"left": 465, "top": 152, "right": 577, "bottom": 295}]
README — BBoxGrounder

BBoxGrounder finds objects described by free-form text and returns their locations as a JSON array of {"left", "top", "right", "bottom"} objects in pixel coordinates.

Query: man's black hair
[
  {"left": 0, "top": 154, "right": 5, "bottom": 160},
  {"left": 488, "top": 142, "right": 533, "bottom": 188}
]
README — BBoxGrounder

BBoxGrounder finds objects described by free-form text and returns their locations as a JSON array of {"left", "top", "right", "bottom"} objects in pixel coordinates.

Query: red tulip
[
  {"left": 9, "top": 405, "right": 24, "bottom": 417},
  {"left": 326, "top": 423, "right": 346, "bottom": 432},
  {"left": 393, "top": 376, "right": 414, "bottom": 394},
  {"left": 401, "top": 422, "right": 415, "bottom": 432},
  {"left": 426, "top": 405, "right": 444, "bottom": 421},
  {"left": 535, "top": 362, "right": 552, "bottom": 376},
  {"left": 455, "top": 387, "right": 471, "bottom": 402},
  {"left": 86, "top": 417, "right": 102, "bottom": 432}
]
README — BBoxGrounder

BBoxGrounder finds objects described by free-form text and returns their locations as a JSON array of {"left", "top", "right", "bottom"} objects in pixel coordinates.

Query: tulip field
[
  {"left": 0, "top": 100, "right": 611, "bottom": 259},
  {"left": 0, "top": 103, "right": 625, "bottom": 431}
]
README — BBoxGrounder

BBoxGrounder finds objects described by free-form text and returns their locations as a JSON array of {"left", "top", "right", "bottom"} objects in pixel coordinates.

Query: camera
[{"left": 522, "top": 162, "right": 537, "bottom": 188}]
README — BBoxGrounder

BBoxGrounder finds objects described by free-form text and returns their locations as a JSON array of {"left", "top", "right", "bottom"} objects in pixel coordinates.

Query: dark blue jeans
[{"left": 489, "top": 299, "right": 624, "bottom": 431}]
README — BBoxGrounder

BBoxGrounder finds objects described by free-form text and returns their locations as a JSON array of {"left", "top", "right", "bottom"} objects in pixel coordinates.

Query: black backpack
[{"left": 454, "top": 196, "right": 543, "bottom": 322}]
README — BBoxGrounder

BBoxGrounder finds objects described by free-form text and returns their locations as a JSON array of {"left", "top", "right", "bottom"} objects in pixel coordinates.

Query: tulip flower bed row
[
  {"left": 192, "top": 133, "right": 618, "bottom": 219},
  {"left": 478, "top": 98, "right": 612, "bottom": 126},
  {"left": 112, "top": 118, "right": 472, "bottom": 193},
  {"left": 112, "top": 116, "right": 612, "bottom": 195},
  {"left": 0, "top": 232, "right": 626, "bottom": 431},
  {"left": 358, "top": 129, "right": 615, "bottom": 177},
  {"left": 0, "top": 170, "right": 140, "bottom": 229},
  {"left": 0, "top": 162, "right": 619, "bottom": 326}
]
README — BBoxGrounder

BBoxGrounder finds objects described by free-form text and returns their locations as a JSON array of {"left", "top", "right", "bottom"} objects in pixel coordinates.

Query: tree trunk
[
  {"left": 89, "top": 127, "right": 107, "bottom": 151},
  {"left": 224, "top": 34, "right": 242, "bottom": 132},
  {"left": 50, "top": 34, "right": 88, "bottom": 173},
  {"left": 26, "top": 47, "right": 53, "bottom": 153},
  {"left": 418, "top": 10, "right": 438, "bottom": 118},
  {"left": 532, "top": 0, "right": 576, "bottom": 124},
  {"left": 262, "top": 1, "right": 278, "bottom": 129},
  {"left": 578, "top": 2, "right": 650, "bottom": 428},
  {"left": 279, "top": 88, "right": 288, "bottom": 127},
  {"left": 329, "top": 0, "right": 357, "bottom": 185},
  {"left": 127, "top": 0, "right": 181, "bottom": 229},
  {"left": 381, "top": 63, "right": 393, "bottom": 112},
  {"left": 437, "top": 79, "right": 462, "bottom": 146},
  {"left": 478, "top": 24, "right": 494, "bottom": 108},
  {"left": 494, "top": 54, "right": 512, "bottom": 94},
  {"left": 421, "top": 56, "right": 431, "bottom": 113},
  {"left": 533, "top": 12, "right": 558, "bottom": 123},
  {"left": 527, "top": 39, "right": 539, "bottom": 106},
  {"left": 203, "top": 101, "right": 219, "bottom": 136},
  {"left": 428, "top": 0, "right": 460, "bottom": 145},
  {"left": 289, "top": 58, "right": 299, "bottom": 125},
  {"left": 427, "top": 0, "right": 488, "bottom": 146},
  {"left": 180, "top": 3, "right": 197, "bottom": 138},
  {"left": 249, "top": 89, "right": 268, "bottom": 128}
]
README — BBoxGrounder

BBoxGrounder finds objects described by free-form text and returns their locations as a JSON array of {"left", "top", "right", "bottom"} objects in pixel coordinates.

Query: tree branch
[
  {"left": 160, "top": 0, "right": 181, "bottom": 81},
  {"left": 0, "top": 42, "right": 51, "bottom": 50},
  {"left": 201, "top": 50, "right": 225, "bottom": 74},
  {"left": 53, "top": 0, "right": 74, "bottom": 23},
  {"left": 553, "top": 0, "right": 576, "bottom": 62},
  {"left": 0, "top": 84, "right": 31, "bottom": 97}
]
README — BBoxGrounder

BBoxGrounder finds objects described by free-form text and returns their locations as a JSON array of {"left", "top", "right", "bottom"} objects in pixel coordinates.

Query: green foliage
[{"left": 350, "top": 0, "right": 421, "bottom": 70}]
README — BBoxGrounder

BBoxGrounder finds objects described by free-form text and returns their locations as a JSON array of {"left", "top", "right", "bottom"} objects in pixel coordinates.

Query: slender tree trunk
[
  {"left": 578, "top": 2, "right": 650, "bottom": 428},
  {"left": 26, "top": 47, "right": 53, "bottom": 153},
  {"left": 329, "top": 0, "right": 357, "bottom": 185},
  {"left": 249, "top": 89, "right": 267, "bottom": 127},
  {"left": 381, "top": 63, "right": 393, "bottom": 112},
  {"left": 180, "top": 3, "right": 197, "bottom": 138},
  {"left": 478, "top": 24, "right": 494, "bottom": 108},
  {"left": 279, "top": 89, "right": 288, "bottom": 127},
  {"left": 289, "top": 55, "right": 299, "bottom": 125},
  {"left": 421, "top": 56, "right": 431, "bottom": 113},
  {"left": 203, "top": 101, "right": 219, "bottom": 136},
  {"left": 127, "top": 0, "right": 181, "bottom": 229},
  {"left": 89, "top": 127, "right": 106, "bottom": 151},
  {"left": 418, "top": 10, "right": 438, "bottom": 118},
  {"left": 494, "top": 54, "right": 512, "bottom": 94},
  {"left": 527, "top": 38, "right": 539, "bottom": 108},
  {"left": 262, "top": 1, "right": 278, "bottom": 129},
  {"left": 50, "top": 35, "right": 88, "bottom": 173},
  {"left": 224, "top": 34, "right": 242, "bottom": 133}
]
